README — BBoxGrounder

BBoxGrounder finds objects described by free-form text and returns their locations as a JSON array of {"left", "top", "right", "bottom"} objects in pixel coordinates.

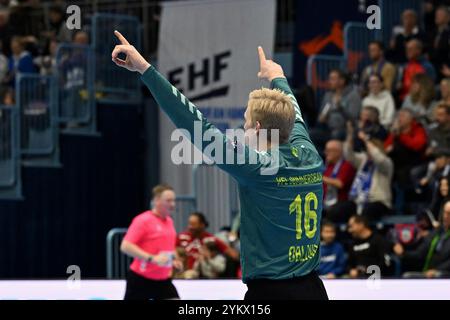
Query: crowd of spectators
[
  {"left": 305, "top": 3, "right": 450, "bottom": 278},
  {"left": 0, "top": 0, "right": 89, "bottom": 107}
]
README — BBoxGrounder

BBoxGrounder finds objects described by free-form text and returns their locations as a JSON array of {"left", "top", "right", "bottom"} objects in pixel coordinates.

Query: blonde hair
[
  {"left": 152, "top": 184, "right": 173, "bottom": 199},
  {"left": 247, "top": 88, "right": 295, "bottom": 144}
]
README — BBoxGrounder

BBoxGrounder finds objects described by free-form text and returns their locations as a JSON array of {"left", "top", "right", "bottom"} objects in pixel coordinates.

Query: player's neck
[
  {"left": 152, "top": 208, "right": 167, "bottom": 220},
  {"left": 257, "top": 141, "right": 278, "bottom": 152}
]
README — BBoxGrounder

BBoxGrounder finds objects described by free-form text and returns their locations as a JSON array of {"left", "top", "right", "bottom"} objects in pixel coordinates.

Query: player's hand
[
  {"left": 257, "top": 46, "right": 285, "bottom": 81},
  {"left": 425, "top": 269, "right": 439, "bottom": 278},
  {"left": 152, "top": 253, "right": 170, "bottom": 266},
  {"left": 393, "top": 243, "right": 404, "bottom": 256},
  {"left": 173, "top": 259, "right": 184, "bottom": 271},
  {"left": 349, "top": 268, "right": 359, "bottom": 278},
  {"left": 112, "top": 30, "right": 151, "bottom": 74}
]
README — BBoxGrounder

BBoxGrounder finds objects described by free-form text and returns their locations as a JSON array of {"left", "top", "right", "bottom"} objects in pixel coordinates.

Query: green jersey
[{"left": 141, "top": 66, "right": 324, "bottom": 283}]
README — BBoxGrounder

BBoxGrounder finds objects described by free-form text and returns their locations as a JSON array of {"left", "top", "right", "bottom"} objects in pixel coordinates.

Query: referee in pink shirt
[{"left": 121, "top": 184, "right": 180, "bottom": 300}]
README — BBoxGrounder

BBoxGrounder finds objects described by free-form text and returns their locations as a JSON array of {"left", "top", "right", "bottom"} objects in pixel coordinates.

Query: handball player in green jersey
[{"left": 112, "top": 30, "right": 328, "bottom": 300}]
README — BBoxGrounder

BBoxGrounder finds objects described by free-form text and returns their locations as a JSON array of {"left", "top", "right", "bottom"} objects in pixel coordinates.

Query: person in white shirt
[{"left": 362, "top": 74, "right": 396, "bottom": 128}]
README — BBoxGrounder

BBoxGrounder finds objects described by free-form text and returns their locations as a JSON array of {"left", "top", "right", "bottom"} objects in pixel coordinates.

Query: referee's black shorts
[
  {"left": 123, "top": 270, "right": 179, "bottom": 300},
  {"left": 244, "top": 271, "right": 329, "bottom": 300}
]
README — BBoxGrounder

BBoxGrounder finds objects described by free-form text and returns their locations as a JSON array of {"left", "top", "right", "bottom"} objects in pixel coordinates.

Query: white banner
[{"left": 155, "top": 0, "right": 276, "bottom": 202}]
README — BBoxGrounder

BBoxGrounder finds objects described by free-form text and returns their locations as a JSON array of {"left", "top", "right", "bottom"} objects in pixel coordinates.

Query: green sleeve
[
  {"left": 141, "top": 66, "right": 270, "bottom": 183},
  {"left": 270, "top": 77, "right": 315, "bottom": 148}
]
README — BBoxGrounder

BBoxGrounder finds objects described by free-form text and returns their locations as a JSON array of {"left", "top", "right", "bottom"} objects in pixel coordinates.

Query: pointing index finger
[
  {"left": 258, "top": 46, "right": 266, "bottom": 66},
  {"left": 114, "top": 30, "right": 130, "bottom": 45}
]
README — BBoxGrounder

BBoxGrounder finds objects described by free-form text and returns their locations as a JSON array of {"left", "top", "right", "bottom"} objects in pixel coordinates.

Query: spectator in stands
[
  {"left": 347, "top": 215, "right": 392, "bottom": 278},
  {"left": 72, "top": 30, "right": 89, "bottom": 45},
  {"left": 432, "top": 176, "right": 450, "bottom": 218},
  {"left": 7, "top": 0, "right": 44, "bottom": 39},
  {"left": 428, "top": 6, "right": 450, "bottom": 81},
  {"left": 193, "top": 241, "right": 227, "bottom": 279},
  {"left": 344, "top": 122, "right": 393, "bottom": 221},
  {"left": 399, "top": 39, "right": 436, "bottom": 102},
  {"left": 322, "top": 140, "right": 356, "bottom": 223},
  {"left": 3, "top": 36, "right": 36, "bottom": 87},
  {"left": 318, "top": 220, "right": 347, "bottom": 279},
  {"left": 313, "top": 69, "right": 361, "bottom": 146},
  {"left": 428, "top": 103, "right": 450, "bottom": 154},
  {"left": 423, "top": 149, "right": 450, "bottom": 219},
  {"left": 176, "top": 212, "right": 239, "bottom": 272},
  {"left": 385, "top": 109, "right": 428, "bottom": 213},
  {"left": 361, "top": 41, "right": 396, "bottom": 93},
  {"left": 34, "top": 38, "right": 57, "bottom": 76},
  {"left": 42, "top": 4, "right": 72, "bottom": 43},
  {"left": 362, "top": 74, "right": 396, "bottom": 128},
  {"left": 401, "top": 73, "right": 435, "bottom": 122},
  {"left": 394, "top": 200, "right": 450, "bottom": 278},
  {"left": 387, "top": 9, "right": 427, "bottom": 64},
  {"left": 172, "top": 247, "right": 190, "bottom": 279},
  {"left": 0, "top": 9, "right": 12, "bottom": 56},
  {"left": 429, "top": 78, "right": 450, "bottom": 121},
  {"left": 415, "top": 148, "right": 450, "bottom": 204},
  {"left": 411, "top": 103, "right": 450, "bottom": 203},
  {"left": 353, "top": 106, "right": 388, "bottom": 152}
]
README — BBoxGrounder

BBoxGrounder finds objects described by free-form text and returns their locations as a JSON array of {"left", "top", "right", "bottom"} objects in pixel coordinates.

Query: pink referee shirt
[{"left": 123, "top": 210, "right": 177, "bottom": 280}]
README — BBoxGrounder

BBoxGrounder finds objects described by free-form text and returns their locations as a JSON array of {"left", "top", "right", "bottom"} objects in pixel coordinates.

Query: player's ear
[{"left": 255, "top": 121, "right": 261, "bottom": 134}]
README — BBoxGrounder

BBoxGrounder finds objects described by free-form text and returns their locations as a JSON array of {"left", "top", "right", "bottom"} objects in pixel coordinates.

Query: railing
[
  {"left": 0, "top": 105, "right": 22, "bottom": 199},
  {"left": 192, "top": 164, "right": 237, "bottom": 234},
  {"left": 106, "top": 228, "right": 131, "bottom": 279},
  {"left": 306, "top": 54, "right": 346, "bottom": 106},
  {"left": 16, "top": 74, "right": 60, "bottom": 167},
  {"left": 91, "top": 13, "right": 142, "bottom": 103},
  {"left": 56, "top": 44, "right": 97, "bottom": 134},
  {"left": 343, "top": 22, "right": 381, "bottom": 80}
]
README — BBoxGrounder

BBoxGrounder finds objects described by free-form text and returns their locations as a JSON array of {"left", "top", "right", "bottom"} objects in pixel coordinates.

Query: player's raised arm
[
  {"left": 257, "top": 46, "right": 314, "bottom": 147},
  {"left": 112, "top": 31, "right": 263, "bottom": 181}
]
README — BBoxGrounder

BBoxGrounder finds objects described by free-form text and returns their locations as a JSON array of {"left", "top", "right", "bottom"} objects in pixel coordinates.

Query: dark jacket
[{"left": 403, "top": 227, "right": 450, "bottom": 274}]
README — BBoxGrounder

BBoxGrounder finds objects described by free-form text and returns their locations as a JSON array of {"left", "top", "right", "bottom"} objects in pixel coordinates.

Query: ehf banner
[{"left": 156, "top": 0, "right": 276, "bottom": 195}]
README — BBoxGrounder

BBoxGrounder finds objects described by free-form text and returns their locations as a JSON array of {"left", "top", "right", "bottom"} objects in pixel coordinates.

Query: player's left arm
[{"left": 256, "top": 47, "right": 315, "bottom": 148}]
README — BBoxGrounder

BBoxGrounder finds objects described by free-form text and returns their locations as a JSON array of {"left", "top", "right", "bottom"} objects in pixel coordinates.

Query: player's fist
[
  {"left": 112, "top": 30, "right": 150, "bottom": 74},
  {"left": 257, "top": 46, "right": 285, "bottom": 81}
]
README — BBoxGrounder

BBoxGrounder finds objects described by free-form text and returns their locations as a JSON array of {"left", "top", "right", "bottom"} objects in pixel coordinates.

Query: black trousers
[
  {"left": 244, "top": 272, "right": 329, "bottom": 300},
  {"left": 123, "top": 270, "right": 179, "bottom": 300}
]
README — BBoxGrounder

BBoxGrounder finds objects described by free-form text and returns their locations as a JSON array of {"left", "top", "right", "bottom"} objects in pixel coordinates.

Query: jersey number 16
[{"left": 289, "top": 192, "right": 318, "bottom": 240}]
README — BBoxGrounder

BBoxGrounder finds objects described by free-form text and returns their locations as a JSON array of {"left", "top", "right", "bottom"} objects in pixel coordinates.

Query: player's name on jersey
[
  {"left": 275, "top": 173, "right": 322, "bottom": 186},
  {"left": 288, "top": 244, "right": 319, "bottom": 263}
]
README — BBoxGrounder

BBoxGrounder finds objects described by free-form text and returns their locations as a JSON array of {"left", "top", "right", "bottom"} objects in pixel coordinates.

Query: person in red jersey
[{"left": 177, "top": 212, "right": 239, "bottom": 271}]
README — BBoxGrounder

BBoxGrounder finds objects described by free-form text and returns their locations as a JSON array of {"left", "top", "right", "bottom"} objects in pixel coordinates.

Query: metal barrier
[
  {"left": 379, "top": 0, "right": 423, "bottom": 46},
  {"left": 16, "top": 74, "right": 60, "bottom": 167},
  {"left": 306, "top": 54, "right": 346, "bottom": 106},
  {"left": 343, "top": 22, "right": 381, "bottom": 79},
  {"left": 106, "top": 228, "right": 131, "bottom": 279},
  {"left": 192, "top": 164, "right": 238, "bottom": 234},
  {"left": 56, "top": 44, "right": 97, "bottom": 135},
  {"left": 0, "top": 105, "right": 22, "bottom": 199},
  {"left": 91, "top": 13, "right": 142, "bottom": 103}
]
